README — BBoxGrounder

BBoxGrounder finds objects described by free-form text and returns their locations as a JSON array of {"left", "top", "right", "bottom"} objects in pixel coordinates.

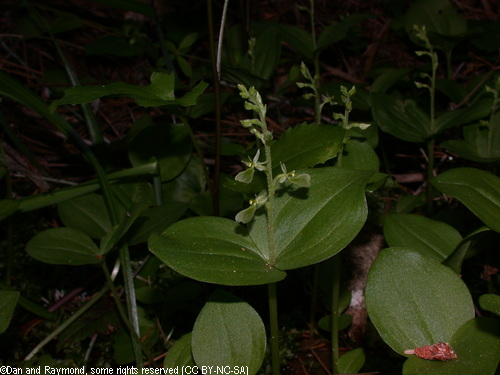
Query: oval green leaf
[
  {"left": 26, "top": 227, "right": 102, "bottom": 265},
  {"left": 191, "top": 290, "right": 266, "bottom": 375},
  {"left": 384, "top": 214, "right": 462, "bottom": 261},
  {"left": 273, "top": 168, "right": 373, "bottom": 269},
  {"left": 337, "top": 347, "right": 365, "bottom": 375},
  {"left": 431, "top": 168, "right": 500, "bottom": 232},
  {"left": 148, "top": 216, "right": 286, "bottom": 286},
  {"left": 365, "top": 248, "right": 474, "bottom": 355}
]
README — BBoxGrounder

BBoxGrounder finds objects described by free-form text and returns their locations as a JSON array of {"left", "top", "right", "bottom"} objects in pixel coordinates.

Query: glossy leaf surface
[
  {"left": 191, "top": 290, "right": 266, "bottom": 375},
  {"left": 384, "top": 214, "right": 462, "bottom": 261},
  {"left": 431, "top": 168, "right": 500, "bottom": 232},
  {"left": 149, "top": 216, "right": 286, "bottom": 286},
  {"left": 365, "top": 248, "right": 474, "bottom": 355},
  {"left": 26, "top": 227, "right": 102, "bottom": 265},
  {"left": 149, "top": 168, "right": 372, "bottom": 285}
]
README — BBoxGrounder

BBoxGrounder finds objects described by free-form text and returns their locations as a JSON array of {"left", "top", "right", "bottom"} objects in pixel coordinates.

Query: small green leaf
[
  {"left": 431, "top": 168, "right": 500, "bottom": 232},
  {"left": 479, "top": 294, "right": 500, "bottom": 316},
  {"left": 164, "top": 333, "right": 196, "bottom": 368},
  {"left": 191, "top": 290, "right": 266, "bottom": 375},
  {"left": 337, "top": 347, "right": 365, "bottom": 375},
  {"left": 0, "top": 291, "right": 19, "bottom": 334},
  {"left": 26, "top": 227, "right": 102, "bottom": 265},
  {"left": 365, "top": 248, "right": 474, "bottom": 355},
  {"left": 384, "top": 214, "right": 462, "bottom": 261}
]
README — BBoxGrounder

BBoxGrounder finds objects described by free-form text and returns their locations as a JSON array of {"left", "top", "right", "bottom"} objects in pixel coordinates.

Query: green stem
[
  {"left": 426, "top": 137, "right": 435, "bottom": 215},
  {"left": 207, "top": 0, "right": 222, "bottom": 216},
  {"left": 331, "top": 256, "right": 341, "bottom": 374},
  {"left": 268, "top": 282, "right": 280, "bottom": 375},
  {"left": 309, "top": 0, "right": 321, "bottom": 125},
  {"left": 24, "top": 286, "right": 108, "bottom": 361}
]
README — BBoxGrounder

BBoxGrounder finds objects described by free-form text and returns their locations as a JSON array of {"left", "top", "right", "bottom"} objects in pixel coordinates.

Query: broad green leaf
[
  {"left": 149, "top": 216, "right": 286, "bottom": 286},
  {"left": 431, "top": 168, "right": 500, "bottom": 232},
  {"left": 128, "top": 123, "right": 192, "bottom": 182},
  {"left": 252, "top": 25, "right": 281, "bottom": 80},
  {"left": 384, "top": 214, "right": 462, "bottom": 261},
  {"left": 404, "top": 0, "right": 467, "bottom": 37},
  {"left": 270, "top": 123, "right": 346, "bottom": 174},
  {"left": 150, "top": 168, "right": 371, "bottom": 284},
  {"left": 164, "top": 333, "right": 196, "bottom": 369},
  {"left": 0, "top": 291, "right": 19, "bottom": 334},
  {"left": 58, "top": 194, "right": 112, "bottom": 239},
  {"left": 365, "top": 248, "right": 474, "bottom": 355},
  {"left": 26, "top": 227, "right": 102, "bottom": 265},
  {"left": 278, "top": 24, "right": 314, "bottom": 58},
  {"left": 337, "top": 348, "right": 365, "bottom": 375},
  {"left": 316, "top": 14, "right": 372, "bottom": 51},
  {"left": 50, "top": 72, "right": 207, "bottom": 110},
  {"left": 371, "top": 94, "right": 432, "bottom": 142},
  {"left": 403, "top": 318, "right": 500, "bottom": 375},
  {"left": 479, "top": 294, "right": 500, "bottom": 316},
  {"left": 191, "top": 290, "right": 266, "bottom": 375},
  {"left": 273, "top": 168, "right": 373, "bottom": 269}
]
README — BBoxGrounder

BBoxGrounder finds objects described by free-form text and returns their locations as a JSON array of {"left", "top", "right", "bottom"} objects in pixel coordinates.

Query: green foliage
[
  {"left": 191, "top": 290, "right": 266, "bottom": 374},
  {"left": 365, "top": 248, "right": 474, "bottom": 355},
  {"left": 0, "top": 0, "right": 498, "bottom": 373}
]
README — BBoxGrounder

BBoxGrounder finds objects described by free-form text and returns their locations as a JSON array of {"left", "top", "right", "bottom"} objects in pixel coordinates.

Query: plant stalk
[
  {"left": 207, "top": 0, "right": 222, "bottom": 216},
  {"left": 331, "top": 256, "right": 341, "bottom": 374},
  {"left": 268, "top": 282, "right": 280, "bottom": 375}
]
